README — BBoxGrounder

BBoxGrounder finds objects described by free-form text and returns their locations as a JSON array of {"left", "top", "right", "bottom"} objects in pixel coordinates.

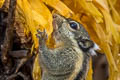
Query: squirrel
[{"left": 36, "top": 13, "right": 100, "bottom": 80}]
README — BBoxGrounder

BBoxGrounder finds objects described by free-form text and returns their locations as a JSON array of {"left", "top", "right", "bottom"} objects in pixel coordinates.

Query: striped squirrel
[{"left": 36, "top": 14, "right": 99, "bottom": 80}]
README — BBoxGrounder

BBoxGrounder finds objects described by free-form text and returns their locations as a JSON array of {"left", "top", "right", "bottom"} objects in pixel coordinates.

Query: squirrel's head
[
  {"left": 52, "top": 13, "right": 100, "bottom": 55},
  {"left": 52, "top": 14, "right": 89, "bottom": 40}
]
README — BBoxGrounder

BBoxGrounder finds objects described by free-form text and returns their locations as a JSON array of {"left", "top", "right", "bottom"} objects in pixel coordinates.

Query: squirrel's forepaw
[{"left": 36, "top": 29, "right": 48, "bottom": 41}]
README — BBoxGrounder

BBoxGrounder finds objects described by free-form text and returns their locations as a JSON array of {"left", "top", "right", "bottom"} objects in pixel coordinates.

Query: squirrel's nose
[
  {"left": 53, "top": 13, "right": 58, "bottom": 18},
  {"left": 52, "top": 13, "right": 67, "bottom": 29},
  {"left": 53, "top": 13, "right": 61, "bottom": 19}
]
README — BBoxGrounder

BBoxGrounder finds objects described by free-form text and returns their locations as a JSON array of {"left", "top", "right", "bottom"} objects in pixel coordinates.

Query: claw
[
  {"left": 45, "top": 34, "right": 48, "bottom": 39},
  {"left": 36, "top": 29, "right": 48, "bottom": 41},
  {"left": 43, "top": 29, "right": 46, "bottom": 33},
  {"left": 37, "top": 29, "right": 42, "bottom": 34},
  {"left": 43, "top": 29, "right": 48, "bottom": 40},
  {"left": 36, "top": 34, "right": 40, "bottom": 38},
  {"left": 36, "top": 29, "right": 42, "bottom": 39}
]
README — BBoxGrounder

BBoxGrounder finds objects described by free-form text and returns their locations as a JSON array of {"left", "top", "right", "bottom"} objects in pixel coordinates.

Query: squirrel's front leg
[
  {"left": 36, "top": 29, "right": 54, "bottom": 61},
  {"left": 36, "top": 30, "right": 57, "bottom": 70},
  {"left": 36, "top": 29, "right": 48, "bottom": 51}
]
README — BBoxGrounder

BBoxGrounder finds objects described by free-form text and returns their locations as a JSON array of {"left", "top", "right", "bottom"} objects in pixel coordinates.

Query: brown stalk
[{"left": 1, "top": 0, "right": 17, "bottom": 67}]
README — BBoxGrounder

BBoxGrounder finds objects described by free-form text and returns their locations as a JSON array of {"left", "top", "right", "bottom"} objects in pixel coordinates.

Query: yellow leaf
[
  {"left": 93, "top": 0, "right": 109, "bottom": 12},
  {"left": 17, "top": 0, "right": 53, "bottom": 48},
  {"left": 33, "top": 54, "right": 41, "bottom": 80},
  {"left": 42, "top": 0, "right": 74, "bottom": 17},
  {"left": 101, "top": 8, "right": 120, "bottom": 44},
  {"left": 108, "top": 0, "right": 120, "bottom": 24},
  {"left": 76, "top": 0, "right": 103, "bottom": 23},
  {"left": 86, "top": 59, "right": 93, "bottom": 80},
  {"left": 17, "top": 0, "right": 38, "bottom": 47},
  {"left": 0, "top": 0, "right": 5, "bottom": 8},
  {"left": 28, "top": 0, "right": 53, "bottom": 36}
]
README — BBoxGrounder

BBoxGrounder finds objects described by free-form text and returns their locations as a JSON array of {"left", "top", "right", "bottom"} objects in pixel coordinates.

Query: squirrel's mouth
[
  {"left": 52, "top": 14, "right": 59, "bottom": 38},
  {"left": 52, "top": 13, "right": 65, "bottom": 31},
  {"left": 52, "top": 15, "right": 58, "bottom": 31},
  {"left": 52, "top": 14, "right": 64, "bottom": 41}
]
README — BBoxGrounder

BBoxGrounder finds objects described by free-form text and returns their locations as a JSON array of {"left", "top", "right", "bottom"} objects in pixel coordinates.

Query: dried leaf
[
  {"left": 0, "top": 0, "right": 5, "bottom": 8},
  {"left": 42, "top": 0, "right": 74, "bottom": 17}
]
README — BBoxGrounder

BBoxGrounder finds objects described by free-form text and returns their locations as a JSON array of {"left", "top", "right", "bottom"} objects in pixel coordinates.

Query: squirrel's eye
[{"left": 69, "top": 21, "right": 79, "bottom": 30}]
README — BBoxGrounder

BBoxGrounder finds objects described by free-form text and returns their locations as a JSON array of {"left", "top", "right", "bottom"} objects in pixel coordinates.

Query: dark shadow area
[{"left": 92, "top": 52, "right": 109, "bottom": 80}]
